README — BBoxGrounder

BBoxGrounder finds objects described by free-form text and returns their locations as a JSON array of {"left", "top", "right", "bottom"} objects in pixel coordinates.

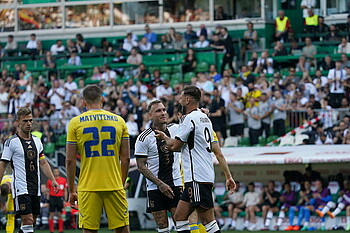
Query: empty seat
[
  {"left": 279, "top": 135, "right": 295, "bottom": 146},
  {"left": 295, "top": 134, "right": 309, "bottom": 145},
  {"left": 224, "top": 136, "right": 238, "bottom": 147}
]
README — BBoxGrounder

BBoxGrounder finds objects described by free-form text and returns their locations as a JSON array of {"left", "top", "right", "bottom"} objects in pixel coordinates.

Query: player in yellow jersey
[
  {"left": 66, "top": 85, "right": 130, "bottom": 233},
  {"left": 1, "top": 174, "right": 15, "bottom": 233}
]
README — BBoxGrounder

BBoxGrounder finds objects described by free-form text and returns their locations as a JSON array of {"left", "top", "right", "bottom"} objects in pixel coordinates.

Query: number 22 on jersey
[{"left": 83, "top": 126, "right": 116, "bottom": 157}]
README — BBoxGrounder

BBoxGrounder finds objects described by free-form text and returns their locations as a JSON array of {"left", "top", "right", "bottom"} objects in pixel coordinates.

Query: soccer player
[
  {"left": 66, "top": 85, "right": 130, "bottom": 233},
  {"left": 1, "top": 174, "right": 15, "bottom": 233},
  {"left": 275, "top": 183, "right": 297, "bottom": 230},
  {"left": 47, "top": 168, "right": 68, "bottom": 233},
  {"left": 155, "top": 85, "right": 235, "bottom": 233},
  {"left": 0, "top": 107, "right": 59, "bottom": 233},
  {"left": 261, "top": 181, "right": 280, "bottom": 230},
  {"left": 135, "top": 100, "right": 182, "bottom": 233}
]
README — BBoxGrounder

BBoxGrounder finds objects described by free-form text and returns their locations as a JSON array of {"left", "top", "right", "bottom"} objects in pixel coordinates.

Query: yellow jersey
[
  {"left": 1, "top": 174, "right": 12, "bottom": 185},
  {"left": 67, "top": 109, "right": 129, "bottom": 192}
]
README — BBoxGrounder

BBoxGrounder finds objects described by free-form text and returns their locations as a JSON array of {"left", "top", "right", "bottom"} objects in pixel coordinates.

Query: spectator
[
  {"left": 138, "top": 37, "right": 152, "bottom": 52},
  {"left": 26, "top": 33, "right": 38, "bottom": 58},
  {"left": 182, "top": 48, "right": 197, "bottom": 73},
  {"left": 166, "top": 27, "right": 176, "bottom": 42},
  {"left": 172, "top": 33, "right": 187, "bottom": 50},
  {"left": 210, "top": 34, "right": 225, "bottom": 51},
  {"left": 220, "top": 27, "right": 235, "bottom": 74},
  {"left": 126, "top": 113, "right": 139, "bottom": 151},
  {"left": 245, "top": 97, "right": 261, "bottom": 145},
  {"left": 67, "top": 51, "right": 82, "bottom": 66},
  {"left": 321, "top": 55, "right": 335, "bottom": 71},
  {"left": 159, "top": 35, "right": 173, "bottom": 49},
  {"left": 228, "top": 92, "right": 244, "bottom": 137},
  {"left": 218, "top": 75, "right": 235, "bottom": 105},
  {"left": 0, "top": 85, "right": 9, "bottom": 117},
  {"left": 64, "top": 75, "right": 78, "bottom": 102},
  {"left": 100, "top": 38, "right": 113, "bottom": 53},
  {"left": 304, "top": 9, "right": 318, "bottom": 32},
  {"left": 184, "top": 24, "right": 197, "bottom": 42},
  {"left": 61, "top": 101, "right": 81, "bottom": 132},
  {"left": 66, "top": 39, "right": 78, "bottom": 54},
  {"left": 320, "top": 98, "right": 334, "bottom": 131},
  {"left": 338, "top": 37, "right": 350, "bottom": 54},
  {"left": 47, "top": 80, "right": 65, "bottom": 111},
  {"left": 112, "top": 50, "right": 126, "bottom": 63},
  {"left": 328, "top": 60, "right": 346, "bottom": 108},
  {"left": 134, "top": 63, "right": 150, "bottom": 80},
  {"left": 208, "top": 88, "right": 225, "bottom": 145},
  {"left": 242, "top": 22, "right": 259, "bottom": 59},
  {"left": 43, "top": 51, "right": 56, "bottom": 69},
  {"left": 259, "top": 78, "right": 272, "bottom": 98},
  {"left": 143, "top": 24, "right": 157, "bottom": 44},
  {"left": 247, "top": 52, "right": 259, "bottom": 71},
  {"left": 0, "top": 44, "right": 5, "bottom": 58},
  {"left": 300, "top": 0, "right": 316, "bottom": 18},
  {"left": 244, "top": 82, "right": 262, "bottom": 108},
  {"left": 242, "top": 183, "right": 261, "bottom": 231},
  {"left": 126, "top": 47, "right": 142, "bottom": 65},
  {"left": 272, "top": 41, "right": 288, "bottom": 56},
  {"left": 302, "top": 37, "right": 317, "bottom": 59},
  {"left": 296, "top": 55, "right": 311, "bottom": 72},
  {"left": 341, "top": 53, "right": 350, "bottom": 69},
  {"left": 272, "top": 90, "right": 287, "bottom": 136},
  {"left": 5, "top": 35, "right": 17, "bottom": 56},
  {"left": 259, "top": 93, "right": 272, "bottom": 138},
  {"left": 196, "top": 73, "right": 214, "bottom": 93},
  {"left": 50, "top": 40, "right": 65, "bottom": 55},
  {"left": 255, "top": 51, "right": 274, "bottom": 74},
  {"left": 75, "top": 33, "right": 92, "bottom": 53},
  {"left": 122, "top": 33, "right": 138, "bottom": 52},
  {"left": 214, "top": 6, "right": 228, "bottom": 20},
  {"left": 101, "top": 64, "right": 117, "bottom": 82},
  {"left": 326, "top": 24, "right": 341, "bottom": 42},
  {"left": 196, "top": 24, "right": 212, "bottom": 39},
  {"left": 193, "top": 35, "right": 209, "bottom": 48},
  {"left": 261, "top": 181, "right": 280, "bottom": 230},
  {"left": 289, "top": 39, "right": 302, "bottom": 55},
  {"left": 209, "top": 65, "right": 222, "bottom": 83},
  {"left": 155, "top": 80, "right": 173, "bottom": 99},
  {"left": 91, "top": 67, "right": 102, "bottom": 80},
  {"left": 316, "top": 16, "right": 329, "bottom": 33},
  {"left": 234, "top": 78, "right": 249, "bottom": 96},
  {"left": 275, "top": 10, "right": 290, "bottom": 42}
]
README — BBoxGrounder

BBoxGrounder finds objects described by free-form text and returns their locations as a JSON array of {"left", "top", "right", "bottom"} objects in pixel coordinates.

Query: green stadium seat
[
  {"left": 195, "top": 61, "right": 209, "bottom": 73},
  {"left": 148, "top": 66, "right": 159, "bottom": 74},
  {"left": 44, "top": 142, "right": 56, "bottom": 155},
  {"left": 259, "top": 137, "right": 266, "bottom": 146},
  {"left": 55, "top": 134, "right": 67, "bottom": 147},
  {"left": 84, "top": 78, "right": 100, "bottom": 85},
  {"left": 184, "top": 72, "right": 196, "bottom": 83},
  {"left": 160, "top": 65, "right": 172, "bottom": 74},
  {"left": 171, "top": 73, "right": 182, "bottom": 82},
  {"left": 162, "top": 73, "right": 171, "bottom": 81},
  {"left": 238, "top": 137, "right": 250, "bottom": 147}
]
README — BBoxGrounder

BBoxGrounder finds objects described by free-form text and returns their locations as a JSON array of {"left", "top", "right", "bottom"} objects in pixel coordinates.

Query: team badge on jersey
[
  {"left": 27, "top": 150, "right": 36, "bottom": 160},
  {"left": 20, "top": 204, "right": 26, "bottom": 211}
]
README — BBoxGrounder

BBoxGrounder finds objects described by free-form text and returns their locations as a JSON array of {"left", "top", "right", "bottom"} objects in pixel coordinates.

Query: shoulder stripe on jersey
[
  {"left": 167, "top": 123, "right": 174, "bottom": 127},
  {"left": 5, "top": 135, "right": 18, "bottom": 147},
  {"left": 138, "top": 128, "right": 152, "bottom": 142}
]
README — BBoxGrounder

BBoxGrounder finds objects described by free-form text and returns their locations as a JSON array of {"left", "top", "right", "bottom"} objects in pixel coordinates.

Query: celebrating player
[
  {"left": 135, "top": 100, "right": 182, "bottom": 233},
  {"left": 0, "top": 107, "right": 59, "bottom": 233},
  {"left": 155, "top": 85, "right": 235, "bottom": 233},
  {"left": 66, "top": 85, "right": 130, "bottom": 233}
]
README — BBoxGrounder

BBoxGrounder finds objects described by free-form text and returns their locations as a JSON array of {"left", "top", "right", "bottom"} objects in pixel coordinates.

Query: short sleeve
[
  {"left": 175, "top": 115, "right": 194, "bottom": 143},
  {"left": 67, "top": 118, "right": 78, "bottom": 145},
  {"left": 120, "top": 117, "right": 129, "bottom": 139},
  {"left": 134, "top": 137, "right": 148, "bottom": 157},
  {"left": 212, "top": 131, "right": 219, "bottom": 143},
  {"left": 1, "top": 139, "right": 13, "bottom": 162}
]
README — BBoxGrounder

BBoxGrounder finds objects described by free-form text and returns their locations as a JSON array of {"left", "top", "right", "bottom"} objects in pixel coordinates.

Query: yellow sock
[
  {"left": 198, "top": 222, "right": 207, "bottom": 233},
  {"left": 6, "top": 214, "right": 15, "bottom": 233},
  {"left": 190, "top": 223, "right": 200, "bottom": 233}
]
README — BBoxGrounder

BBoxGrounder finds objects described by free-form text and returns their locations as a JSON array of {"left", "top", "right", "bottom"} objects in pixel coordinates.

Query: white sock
[
  {"left": 265, "top": 211, "right": 273, "bottom": 227},
  {"left": 218, "top": 218, "right": 224, "bottom": 226},
  {"left": 244, "top": 220, "right": 249, "bottom": 227},
  {"left": 277, "top": 211, "right": 285, "bottom": 227},
  {"left": 232, "top": 220, "right": 236, "bottom": 227},
  {"left": 204, "top": 220, "right": 220, "bottom": 233},
  {"left": 158, "top": 227, "right": 170, "bottom": 233},
  {"left": 321, "top": 222, "right": 325, "bottom": 227},
  {"left": 21, "top": 225, "right": 34, "bottom": 233},
  {"left": 347, "top": 216, "right": 350, "bottom": 225},
  {"left": 176, "top": 220, "right": 190, "bottom": 232},
  {"left": 322, "top": 202, "right": 335, "bottom": 215},
  {"left": 304, "top": 222, "right": 309, "bottom": 227},
  {"left": 333, "top": 203, "right": 345, "bottom": 216}
]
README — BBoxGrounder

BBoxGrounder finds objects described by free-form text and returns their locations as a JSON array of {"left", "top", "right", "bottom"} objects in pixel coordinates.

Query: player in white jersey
[
  {"left": 135, "top": 100, "right": 182, "bottom": 233},
  {"left": 155, "top": 86, "right": 236, "bottom": 233},
  {"left": 0, "top": 107, "right": 58, "bottom": 233}
]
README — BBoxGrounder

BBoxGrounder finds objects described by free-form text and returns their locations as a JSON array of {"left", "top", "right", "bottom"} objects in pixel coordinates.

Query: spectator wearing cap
[
  {"left": 328, "top": 60, "right": 346, "bottom": 108},
  {"left": 143, "top": 24, "right": 157, "bottom": 44},
  {"left": 50, "top": 40, "right": 65, "bottom": 55},
  {"left": 338, "top": 38, "right": 350, "bottom": 54},
  {"left": 184, "top": 24, "right": 197, "bottom": 42},
  {"left": 275, "top": 10, "right": 290, "bottom": 42},
  {"left": 196, "top": 24, "right": 212, "bottom": 40},
  {"left": 245, "top": 97, "right": 261, "bottom": 146},
  {"left": 64, "top": 75, "right": 78, "bottom": 102},
  {"left": 271, "top": 90, "right": 287, "bottom": 136}
]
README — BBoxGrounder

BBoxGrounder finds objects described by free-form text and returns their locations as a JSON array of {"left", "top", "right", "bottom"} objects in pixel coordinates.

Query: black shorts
[
  {"left": 181, "top": 182, "right": 214, "bottom": 209},
  {"left": 230, "top": 124, "right": 244, "bottom": 136},
  {"left": 49, "top": 196, "right": 64, "bottom": 212},
  {"left": 15, "top": 194, "right": 41, "bottom": 216},
  {"left": 146, "top": 186, "right": 182, "bottom": 213}
]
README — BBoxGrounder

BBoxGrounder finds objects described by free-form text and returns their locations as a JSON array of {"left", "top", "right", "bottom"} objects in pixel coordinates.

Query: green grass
[{"left": 34, "top": 230, "right": 348, "bottom": 233}]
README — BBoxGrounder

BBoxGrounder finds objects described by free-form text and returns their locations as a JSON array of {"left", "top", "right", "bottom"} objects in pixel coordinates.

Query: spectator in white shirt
[
  {"left": 242, "top": 183, "right": 261, "bottom": 231},
  {"left": 67, "top": 52, "right": 82, "bottom": 66},
  {"left": 5, "top": 35, "right": 17, "bottom": 51},
  {"left": 0, "top": 85, "right": 8, "bottom": 117},
  {"left": 101, "top": 64, "right": 117, "bottom": 82},
  {"left": 50, "top": 40, "right": 65, "bottom": 55},
  {"left": 255, "top": 51, "right": 274, "bottom": 74},
  {"left": 126, "top": 113, "right": 139, "bottom": 150},
  {"left": 61, "top": 101, "right": 81, "bottom": 132},
  {"left": 64, "top": 75, "right": 78, "bottom": 102},
  {"left": 233, "top": 78, "right": 249, "bottom": 96},
  {"left": 47, "top": 80, "right": 65, "bottom": 110},
  {"left": 338, "top": 37, "right": 350, "bottom": 54},
  {"left": 26, "top": 33, "right": 37, "bottom": 49},
  {"left": 18, "top": 86, "right": 34, "bottom": 108},
  {"left": 156, "top": 80, "right": 173, "bottom": 99},
  {"left": 327, "top": 60, "right": 346, "bottom": 108},
  {"left": 218, "top": 76, "right": 235, "bottom": 107},
  {"left": 139, "top": 37, "right": 152, "bottom": 52},
  {"left": 194, "top": 35, "right": 209, "bottom": 48},
  {"left": 123, "top": 33, "right": 138, "bottom": 52}
]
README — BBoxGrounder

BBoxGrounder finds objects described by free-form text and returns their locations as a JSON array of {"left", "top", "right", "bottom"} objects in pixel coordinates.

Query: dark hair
[
  {"left": 147, "top": 99, "right": 162, "bottom": 113},
  {"left": 248, "top": 182, "right": 255, "bottom": 186},
  {"left": 177, "top": 103, "right": 185, "bottom": 115},
  {"left": 183, "top": 85, "right": 201, "bottom": 103},
  {"left": 76, "top": 33, "right": 84, "bottom": 42},
  {"left": 83, "top": 85, "right": 102, "bottom": 104},
  {"left": 30, "top": 33, "right": 36, "bottom": 37},
  {"left": 17, "top": 107, "right": 32, "bottom": 120},
  {"left": 8, "top": 35, "right": 13, "bottom": 39},
  {"left": 0, "top": 183, "right": 10, "bottom": 197}
]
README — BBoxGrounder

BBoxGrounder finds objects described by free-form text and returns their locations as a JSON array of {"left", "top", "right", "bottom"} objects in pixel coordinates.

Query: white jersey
[
  {"left": 175, "top": 109, "right": 215, "bottom": 183},
  {"left": 135, "top": 124, "right": 182, "bottom": 191},
  {"left": 1, "top": 134, "right": 44, "bottom": 197}
]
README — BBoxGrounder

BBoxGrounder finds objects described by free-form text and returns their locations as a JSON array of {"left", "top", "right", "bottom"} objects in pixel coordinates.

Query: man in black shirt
[
  {"left": 220, "top": 27, "right": 235, "bottom": 74},
  {"left": 261, "top": 181, "right": 281, "bottom": 230}
]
